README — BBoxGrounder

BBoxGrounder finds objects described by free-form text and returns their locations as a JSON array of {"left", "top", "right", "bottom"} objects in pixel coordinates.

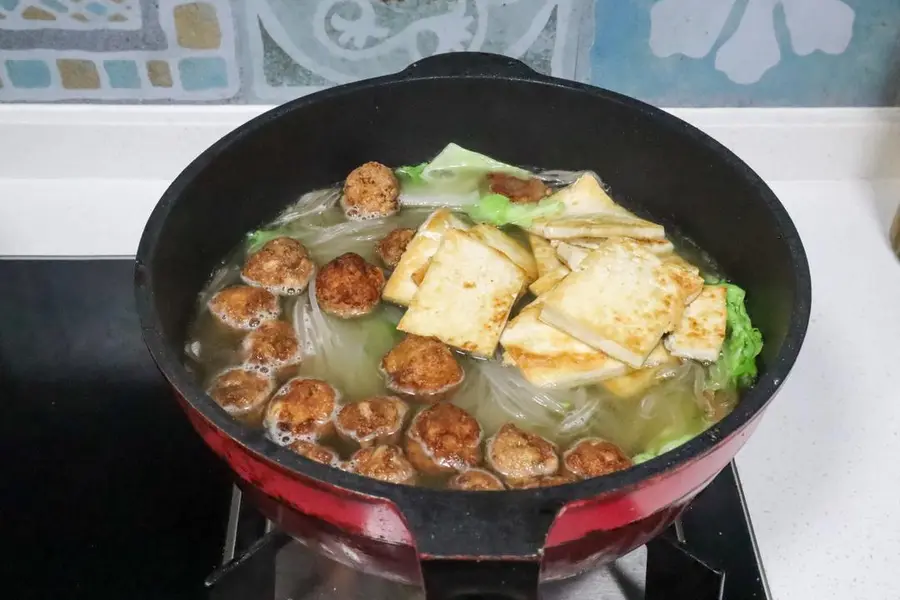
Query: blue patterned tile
[
  {"left": 103, "top": 59, "right": 139, "bottom": 88},
  {"left": 178, "top": 56, "right": 227, "bottom": 90},
  {"left": 590, "top": 0, "right": 900, "bottom": 107},
  {"left": 5, "top": 59, "right": 51, "bottom": 88}
]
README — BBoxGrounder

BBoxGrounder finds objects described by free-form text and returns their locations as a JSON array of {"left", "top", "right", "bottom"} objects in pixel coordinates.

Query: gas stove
[{"left": 208, "top": 463, "right": 769, "bottom": 600}]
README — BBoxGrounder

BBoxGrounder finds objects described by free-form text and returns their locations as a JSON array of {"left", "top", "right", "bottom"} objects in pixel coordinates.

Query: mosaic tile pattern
[
  {"left": 0, "top": 0, "right": 142, "bottom": 31},
  {"left": 245, "top": 0, "right": 595, "bottom": 101},
  {"left": 0, "top": 0, "right": 238, "bottom": 100},
  {"left": 0, "top": 0, "right": 897, "bottom": 105}
]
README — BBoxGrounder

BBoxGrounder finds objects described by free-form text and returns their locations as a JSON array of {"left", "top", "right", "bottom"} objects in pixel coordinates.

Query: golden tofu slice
[
  {"left": 538, "top": 239, "right": 701, "bottom": 368},
  {"left": 664, "top": 285, "right": 728, "bottom": 362},
  {"left": 568, "top": 237, "right": 675, "bottom": 256},
  {"left": 397, "top": 229, "right": 527, "bottom": 358},
  {"left": 470, "top": 224, "right": 538, "bottom": 283},
  {"left": 602, "top": 344, "right": 678, "bottom": 398},
  {"left": 528, "top": 234, "right": 563, "bottom": 277},
  {"left": 547, "top": 172, "right": 633, "bottom": 218},
  {"left": 528, "top": 265, "right": 569, "bottom": 296},
  {"left": 500, "top": 302, "right": 628, "bottom": 388},
  {"left": 382, "top": 209, "right": 469, "bottom": 306},
  {"left": 527, "top": 214, "right": 666, "bottom": 241},
  {"left": 553, "top": 241, "right": 590, "bottom": 270}
]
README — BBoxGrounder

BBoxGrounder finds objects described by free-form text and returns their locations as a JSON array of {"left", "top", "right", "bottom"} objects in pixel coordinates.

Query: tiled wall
[{"left": 0, "top": 0, "right": 895, "bottom": 106}]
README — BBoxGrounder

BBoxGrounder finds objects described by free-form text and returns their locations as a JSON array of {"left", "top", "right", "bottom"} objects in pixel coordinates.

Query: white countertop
[
  {"left": 1, "top": 106, "right": 899, "bottom": 599},
  {"left": 737, "top": 179, "right": 900, "bottom": 600}
]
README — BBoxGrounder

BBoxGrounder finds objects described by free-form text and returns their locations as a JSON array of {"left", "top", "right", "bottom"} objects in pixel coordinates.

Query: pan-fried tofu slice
[
  {"left": 539, "top": 240, "right": 702, "bottom": 368},
  {"left": 527, "top": 214, "right": 665, "bottom": 241},
  {"left": 528, "top": 265, "right": 569, "bottom": 296},
  {"left": 553, "top": 242, "right": 590, "bottom": 271},
  {"left": 664, "top": 285, "right": 727, "bottom": 362},
  {"left": 397, "top": 229, "right": 527, "bottom": 358},
  {"left": 382, "top": 209, "right": 469, "bottom": 306},
  {"left": 500, "top": 302, "right": 628, "bottom": 388},
  {"left": 568, "top": 237, "right": 675, "bottom": 256},
  {"left": 547, "top": 172, "right": 633, "bottom": 218},
  {"left": 602, "top": 345, "right": 678, "bottom": 398},
  {"left": 528, "top": 234, "right": 563, "bottom": 277},
  {"left": 470, "top": 224, "right": 538, "bottom": 283}
]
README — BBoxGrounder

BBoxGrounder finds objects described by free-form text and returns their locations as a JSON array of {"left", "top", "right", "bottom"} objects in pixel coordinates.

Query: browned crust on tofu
[
  {"left": 405, "top": 403, "right": 483, "bottom": 475},
  {"left": 347, "top": 445, "right": 416, "bottom": 484},
  {"left": 486, "top": 423, "right": 559, "bottom": 481},
  {"left": 562, "top": 438, "right": 633, "bottom": 479},
  {"left": 241, "top": 237, "right": 315, "bottom": 295},
  {"left": 380, "top": 335, "right": 465, "bottom": 402},
  {"left": 208, "top": 285, "right": 280, "bottom": 331},
  {"left": 315, "top": 253, "right": 385, "bottom": 318},
  {"left": 448, "top": 468, "right": 506, "bottom": 491},
  {"left": 265, "top": 377, "right": 339, "bottom": 443},
  {"left": 507, "top": 473, "right": 577, "bottom": 489},
  {"left": 375, "top": 228, "right": 415, "bottom": 269},
  {"left": 342, "top": 162, "right": 400, "bottom": 220},
  {"left": 288, "top": 440, "right": 340, "bottom": 466},
  {"left": 335, "top": 396, "right": 409, "bottom": 447},
  {"left": 488, "top": 173, "right": 551, "bottom": 204}
]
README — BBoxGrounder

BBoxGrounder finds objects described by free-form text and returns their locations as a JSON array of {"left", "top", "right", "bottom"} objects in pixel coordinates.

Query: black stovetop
[{"left": 0, "top": 260, "right": 770, "bottom": 600}]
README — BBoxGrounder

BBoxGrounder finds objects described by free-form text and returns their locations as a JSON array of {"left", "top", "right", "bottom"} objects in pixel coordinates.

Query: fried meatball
[
  {"left": 375, "top": 228, "right": 415, "bottom": 269},
  {"left": 342, "top": 162, "right": 400, "bottom": 220},
  {"left": 405, "top": 403, "right": 483, "bottom": 475},
  {"left": 448, "top": 468, "right": 505, "bottom": 491},
  {"left": 264, "top": 377, "right": 340, "bottom": 445},
  {"left": 507, "top": 473, "right": 577, "bottom": 489},
  {"left": 314, "top": 253, "right": 385, "bottom": 318},
  {"left": 487, "top": 173, "right": 550, "bottom": 204},
  {"left": 241, "top": 237, "right": 316, "bottom": 296},
  {"left": 207, "top": 366, "right": 275, "bottom": 424},
  {"left": 486, "top": 423, "right": 559, "bottom": 482},
  {"left": 380, "top": 335, "right": 464, "bottom": 402},
  {"left": 242, "top": 320, "right": 302, "bottom": 373},
  {"left": 335, "top": 396, "right": 409, "bottom": 448},
  {"left": 208, "top": 285, "right": 280, "bottom": 331},
  {"left": 347, "top": 445, "right": 416, "bottom": 485},
  {"left": 288, "top": 440, "right": 340, "bottom": 467},
  {"left": 562, "top": 438, "right": 632, "bottom": 480}
]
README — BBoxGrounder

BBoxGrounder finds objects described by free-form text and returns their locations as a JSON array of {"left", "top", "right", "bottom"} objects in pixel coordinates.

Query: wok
[{"left": 135, "top": 52, "right": 810, "bottom": 599}]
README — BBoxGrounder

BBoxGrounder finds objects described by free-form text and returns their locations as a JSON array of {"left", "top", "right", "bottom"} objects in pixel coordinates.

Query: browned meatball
[
  {"left": 405, "top": 403, "right": 483, "bottom": 475},
  {"left": 342, "top": 162, "right": 400, "bottom": 220},
  {"left": 207, "top": 366, "right": 274, "bottom": 424},
  {"left": 380, "top": 335, "right": 464, "bottom": 402},
  {"left": 448, "top": 468, "right": 505, "bottom": 491},
  {"left": 208, "top": 285, "right": 280, "bottom": 331},
  {"left": 242, "top": 320, "right": 302, "bottom": 373},
  {"left": 314, "top": 253, "right": 385, "bottom": 318},
  {"left": 375, "top": 228, "right": 415, "bottom": 269},
  {"left": 347, "top": 445, "right": 416, "bottom": 484},
  {"left": 264, "top": 377, "right": 340, "bottom": 445},
  {"left": 335, "top": 396, "right": 409, "bottom": 447},
  {"left": 507, "top": 473, "right": 577, "bottom": 489},
  {"left": 487, "top": 173, "right": 550, "bottom": 204},
  {"left": 288, "top": 440, "right": 340, "bottom": 467},
  {"left": 486, "top": 423, "right": 559, "bottom": 482},
  {"left": 241, "top": 237, "right": 315, "bottom": 296},
  {"left": 562, "top": 438, "right": 632, "bottom": 480}
]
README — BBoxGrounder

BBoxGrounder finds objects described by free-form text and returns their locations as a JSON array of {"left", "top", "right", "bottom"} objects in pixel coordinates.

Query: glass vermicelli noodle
[{"left": 185, "top": 143, "right": 763, "bottom": 489}]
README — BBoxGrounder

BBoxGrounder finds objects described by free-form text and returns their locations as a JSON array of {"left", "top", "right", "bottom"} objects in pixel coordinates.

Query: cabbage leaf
[
  {"left": 705, "top": 283, "right": 764, "bottom": 391},
  {"left": 465, "top": 194, "right": 563, "bottom": 227}
]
